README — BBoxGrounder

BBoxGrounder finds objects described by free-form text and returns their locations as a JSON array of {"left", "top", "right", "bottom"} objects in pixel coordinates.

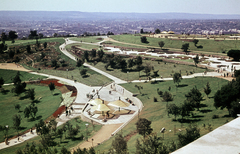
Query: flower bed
[
  {"left": 40, "top": 79, "right": 64, "bottom": 87},
  {"left": 52, "top": 105, "right": 66, "bottom": 118},
  {"left": 65, "top": 85, "right": 77, "bottom": 97}
]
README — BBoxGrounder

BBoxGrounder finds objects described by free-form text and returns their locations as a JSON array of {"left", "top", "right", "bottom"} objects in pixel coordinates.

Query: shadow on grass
[
  {"left": 200, "top": 104, "right": 207, "bottom": 108},
  {"left": 82, "top": 75, "right": 90, "bottom": 78},
  {"left": 178, "top": 84, "right": 188, "bottom": 87},
  {"left": 162, "top": 49, "right": 169, "bottom": 51},
  {"left": 192, "top": 115, "right": 204, "bottom": 118},
  {"left": 1, "top": 89, "right": 10, "bottom": 95},
  {"left": 222, "top": 114, "right": 231, "bottom": 118},
  {"left": 151, "top": 80, "right": 165, "bottom": 84},
  {"left": 200, "top": 109, "right": 212, "bottom": 113},
  {"left": 53, "top": 93, "right": 60, "bottom": 96},
  {"left": 178, "top": 118, "right": 201, "bottom": 123},
  {"left": 19, "top": 126, "right": 27, "bottom": 130},
  {"left": 33, "top": 100, "right": 40, "bottom": 104},
  {"left": 19, "top": 95, "right": 30, "bottom": 100}
]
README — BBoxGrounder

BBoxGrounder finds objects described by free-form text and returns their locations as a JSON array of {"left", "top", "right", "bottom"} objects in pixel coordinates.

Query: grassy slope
[
  {"left": 0, "top": 84, "right": 61, "bottom": 142},
  {"left": 15, "top": 38, "right": 112, "bottom": 86},
  {"left": 95, "top": 77, "right": 233, "bottom": 153},
  {"left": 65, "top": 43, "right": 99, "bottom": 51},
  {"left": 0, "top": 118, "right": 102, "bottom": 154},
  {"left": 110, "top": 34, "right": 240, "bottom": 55},
  {"left": 69, "top": 36, "right": 103, "bottom": 43},
  {"left": 0, "top": 69, "right": 47, "bottom": 84},
  {"left": 5, "top": 38, "right": 65, "bottom": 47},
  {"left": 93, "top": 59, "right": 210, "bottom": 81}
]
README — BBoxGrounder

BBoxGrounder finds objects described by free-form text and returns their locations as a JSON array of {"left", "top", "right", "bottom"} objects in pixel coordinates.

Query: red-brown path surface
[{"left": 71, "top": 124, "right": 122, "bottom": 153}]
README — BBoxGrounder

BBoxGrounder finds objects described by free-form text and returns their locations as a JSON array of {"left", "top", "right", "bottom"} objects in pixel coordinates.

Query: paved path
[{"left": 60, "top": 39, "right": 127, "bottom": 84}]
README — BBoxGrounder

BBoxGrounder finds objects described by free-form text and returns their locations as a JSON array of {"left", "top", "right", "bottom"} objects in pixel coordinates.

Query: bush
[
  {"left": 212, "top": 115, "right": 219, "bottom": 119},
  {"left": 154, "top": 97, "right": 158, "bottom": 102}
]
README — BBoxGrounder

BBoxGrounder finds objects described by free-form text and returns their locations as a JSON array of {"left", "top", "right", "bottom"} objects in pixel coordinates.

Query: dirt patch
[
  {"left": 124, "top": 130, "right": 138, "bottom": 141},
  {"left": 0, "top": 63, "right": 30, "bottom": 72},
  {"left": 57, "top": 86, "right": 70, "bottom": 94}
]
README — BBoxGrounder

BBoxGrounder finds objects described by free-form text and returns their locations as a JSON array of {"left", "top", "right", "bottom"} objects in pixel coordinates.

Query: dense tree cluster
[{"left": 214, "top": 76, "right": 240, "bottom": 117}]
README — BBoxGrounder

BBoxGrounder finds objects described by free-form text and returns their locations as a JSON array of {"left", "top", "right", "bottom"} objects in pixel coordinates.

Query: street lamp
[{"left": 85, "top": 123, "right": 89, "bottom": 141}]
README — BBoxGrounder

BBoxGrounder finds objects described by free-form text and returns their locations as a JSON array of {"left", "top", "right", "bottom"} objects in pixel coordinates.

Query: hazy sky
[{"left": 1, "top": 0, "right": 240, "bottom": 14}]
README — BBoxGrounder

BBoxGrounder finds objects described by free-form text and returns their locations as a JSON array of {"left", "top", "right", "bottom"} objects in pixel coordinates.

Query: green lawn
[
  {"left": 5, "top": 38, "right": 65, "bottom": 47},
  {"left": 110, "top": 34, "right": 240, "bottom": 55},
  {"left": 65, "top": 43, "right": 100, "bottom": 51},
  {"left": 69, "top": 36, "right": 104, "bottom": 43},
  {"left": 0, "top": 84, "right": 62, "bottom": 143},
  {"left": 0, "top": 118, "right": 102, "bottom": 154},
  {"left": 93, "top": 59, "right": 210, "bottom": 81},
  {"left": 0, "top": 69, "right": 47, "bottom": 84},
  {"left": 36, "top": 66, "right": 113, "bottom": 86},
  {"left": 95, "top": 77, "right": 233, "bottom": 153}
]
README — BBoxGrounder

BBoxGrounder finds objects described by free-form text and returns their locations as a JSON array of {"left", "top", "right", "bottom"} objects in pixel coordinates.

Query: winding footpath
[{"left": 0, "top": 37, "right": 232, "bottom": 151}]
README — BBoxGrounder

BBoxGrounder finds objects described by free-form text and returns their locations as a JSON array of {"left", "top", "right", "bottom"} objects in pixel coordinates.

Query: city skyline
[{"left": 0, "top": 0, "right": 240, "bottom": 15}]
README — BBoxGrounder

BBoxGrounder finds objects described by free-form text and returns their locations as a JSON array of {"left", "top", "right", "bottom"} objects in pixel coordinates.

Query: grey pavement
[{"left": 172, "top": 117, "right": 240, "bottom": 154}]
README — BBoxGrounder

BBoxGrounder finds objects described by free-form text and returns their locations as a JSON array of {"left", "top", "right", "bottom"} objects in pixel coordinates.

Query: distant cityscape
[{"left": 0, "top": 11, "right": 240, "bottom": 38}]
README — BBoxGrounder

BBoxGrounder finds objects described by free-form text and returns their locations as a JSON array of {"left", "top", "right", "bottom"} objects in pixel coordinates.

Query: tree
[
  {"left": 192, "top": 39, "right": 199, "bottom": 46},
  {"left": 26, "top": 45, "right": 31, "bottom": 54},
  {"left": 234, "top": 70, "right": 240, "bottom": 77},
  {"left": 0, "top": 43, "right": 8, "bottom": 54},
  {"left": 144, "top": 63, "right": 152, "bottom": 77},
  {"left": 8, "top": 31, "right": 18, "bottom": 43},
  {"left": 0, "top": 77, "right": 4, "bottom": 88},
  {"left": 48, "top": 82, "right": 55, "bottom": 95},
  {"left": 90, "top": 49, "right": 96, "bottom": 60},
  {"left": 177, "top": 124, "right": 200, "bottom": 147},
  {"left": 162, "top": 91, "right": 173, "bottom": 106},
  {"left": 227, "top": 50, "right": 240, "bottom": 61},
  {"left": 155, "top": 29, "right": 161, "bottom": 34},
  {"left": 25, "top": 88, "right": 35, "bottom": 101},
  {"left": 43, "top": 42, "right": 47, "bottom": 49},
  {"left": 80, "top": 69, "right": 88, "bottom": 77},
  {"left": 158, "top": 41, "right": 165, "bottom": 49},
  {"left": 167, "top": 104, "right": 180, "bottom": 120},
  {"left": 127, "top": 59, "right": 134, "bottom": 69},
  {"left": 140, "top": 29, "right": 144, "bottom": 34},
  {"left": 76, "top": 59, "right": 84, "bottom": 67},
  {"left": 1, "top": 32, "right": 7, "bottom": 44},
  {"left": 179, "top": 101, "right": 193, "bottom": 120},
  {"left": 135, "top": 85, "right": 143, "bottom": 94},
  {"left": 119, "top": 59, "right": 127, "bottom": 71},
  {"left": 135, "top": 56, "right": 143, "bottom": 66},
  {"left": 193, "top": 54, "right": 199, "bottom": 67},
  {"left": 214, "top": 80, "right": 239, "bottom": 115},
  {"left": 24, "top": 104, "right": 38, "bottom": 120},
  {"left": 28, "top": 30, "right": 39, "bottom": 44},
  {"left": 97, "top": 49, "right": 104, "bottom": 59},
  {"left": 51, "top": 59, "right": 58, "bottom": 68},
  {"left": 181, "top": 43, "right": 189, "bottom": 54},
  {"left": 185, "top": 86, "right": 203, "bottom": 110},
  {"left": 173, "top": 73, "right": 182, "bottom": 87},
  {"left": 60, "top": 146, "right": 71, "bottom": 154},
  {"left": 8, "top": 49, "right": 15, "bottom": 59},
  {"left": 136, "top": 118, "right": 153, "bottom": 138},
  {"left": 204, "top": 82, "right": 211, "bottom": 98},
  {"left": 112, "top": 133, "right": 127, "bottom": 154},
  {"left": 229, "top": 99, "right": 240, "bottom": 117},
  {"left": 12, "top": 114, "right": 21, "bottom": 133},
  {"left": 141, "top": 36, "right": 147, "bottom": 43},
  {"left": 13, "top": 71, "right": 22, "bottom": 85},
  {"left": 15, "top": 104, "right": 21, "bottom": 112},
  {"left": 83, "top": 51, "right": 89, "bottom": 62},
  {"left": 136, "top": 133, "right": 169, "bottom": 154}
]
